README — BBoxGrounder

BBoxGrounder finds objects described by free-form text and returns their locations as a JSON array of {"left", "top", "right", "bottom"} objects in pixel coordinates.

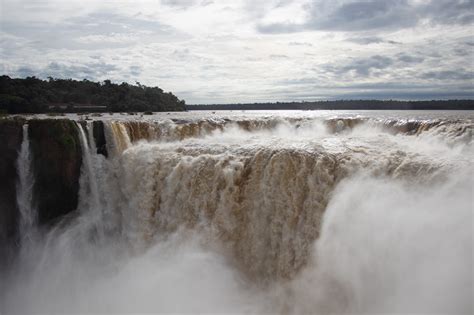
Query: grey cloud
[
  {"left": 275, "top": 80, "right": 434, "bottom": 90},
  {"left": 129, "top": 65, "right": 142, "bottom": 77},
  {"left": 332, "top": 89, "right": 474, "bottom": 100},
  {"left": 12, "top": 61, "right": 119, "bottom": 81},
  {"left": 2, "top": 0, "right": 472, "bottom": 104},
  {"left": 422, "top": 0, "right": 474, "bottom": 26},
  {"left": 334, "top": 82, "right": 434, "bottom": 90},
  {"left": 244, "top": 57, "right": 263, "bottom": 62},
  {"left": 277, "top": 78, "right": 320, "bottom": 85},
  {"left": 67, "top": 12, "right": 173, "bottom": 34},
  {"left": 44, "top": 61, "right": 119, "bottom": 79},
  {"left": 198, "top": 83, "right": 474, "bottom": 103},
  {"left": 332, "top": 55, "right": 394, "bottom": 77},
  {"left": 258, "top": 23, "right": 303, "bottom": 34},
  {"left": 453, "top": 48, "right": 471, "bottom": 56},
  {"left": 288, "top": 42, "right": 313, "bottom": 47},
  {"left": 397, "top": 53, "right": 424, "bottom": 64},
  {"left": 420, "top": 70, "right": 473, "bottom": 81},
  {"left": 273, "top": 82, "right": 474, "bottom": 100},
  {"left": 201, "top": 64, "right": 218, "bottom": 71},
  {"left": 1, "top": 12, "right": 186, "bottom": 51},
  {"left": 269, "top": 54, "right": 290, "bottom": 59},
  {"left": 162, "top": 0, "right": 197, "bottom": 6},
  {"left": 259, "top": 0, "right": 417, "bottom": 33},
  {"left": 161, "top": 0, "right": 214, "bottom": 8},
  {"left": 322, "top": 53, "right": 427, "bottom": 79},
  {"left": 311, "top": 0, "right": 416, "bottom": 31},
  {"left": 346, "top": 36, "right": 400, "bottom": 45},
  {"left": 257, "top": 0, "right": 474, "bottom": 34},
  {"left": 16, "top": 67, "right": 36, "bottom": 77},
  {"left": 170, "top": 48, "right": 211, "bottom": 63},
  {"left": 172, "top": 48, "right": 191, "bottom": 61}
]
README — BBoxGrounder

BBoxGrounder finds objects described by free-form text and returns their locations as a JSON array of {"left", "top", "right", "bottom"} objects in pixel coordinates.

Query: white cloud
[{"left": 0, "top": 0, "right": 472, "bottom": 103}]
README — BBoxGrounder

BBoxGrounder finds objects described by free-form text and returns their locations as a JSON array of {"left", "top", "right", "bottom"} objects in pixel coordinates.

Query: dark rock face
[
  {"left": 93, "top": 120, "right": 108, "bottom": 157},
  {"left": 28, "top": 119, "right": 82, "bottom": 224},
  {"left": 0, "top": 118, "right": 24, "bottom": 259}
]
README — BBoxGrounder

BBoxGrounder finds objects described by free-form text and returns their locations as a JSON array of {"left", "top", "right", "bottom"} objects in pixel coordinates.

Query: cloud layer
[{"left": 1, "top": 0, "right": 473, "bottom": 103}]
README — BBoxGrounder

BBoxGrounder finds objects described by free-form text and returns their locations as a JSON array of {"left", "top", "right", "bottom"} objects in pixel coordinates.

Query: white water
[
  {"left": 15, "top": 124, "right": 36, "bottom": 242},
  {"left": 2, "top": 111, "right": 473, "bottom": 314},
  {"left": 75, "top": 122, "right": 120, "bottom": 242},
  {"left": 76, "top": 122, "right": 101, "bottom": 215}
]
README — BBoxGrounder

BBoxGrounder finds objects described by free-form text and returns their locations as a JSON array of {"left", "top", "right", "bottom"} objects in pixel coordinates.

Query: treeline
[
  {"left": 190, "top": 100, "right": 474, "bottom": 110},
  {"left": 0, "top": 76, "right": 186, "bottom": 113}
]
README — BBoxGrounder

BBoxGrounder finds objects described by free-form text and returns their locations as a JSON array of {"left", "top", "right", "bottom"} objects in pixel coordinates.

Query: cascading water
[
  {"left": 76, "top": 122, "right": 100, "bottom": 214},
  {"left": 15, "top": 124, "right": 36, "bottom": 241},
  {"left": 105, "top": 121, "right": 132, "bottom": 157},
  {"left": 75, "top": 121, "right": 122, "bottom": 242},
  {"left": 1, "top": 111, "right": 472, "bottom": 314}
]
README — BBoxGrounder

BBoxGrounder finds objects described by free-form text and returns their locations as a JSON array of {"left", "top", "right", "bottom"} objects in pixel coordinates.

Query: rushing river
[{"left": 1, "top": 110, "right": 473, "bottom": 314}]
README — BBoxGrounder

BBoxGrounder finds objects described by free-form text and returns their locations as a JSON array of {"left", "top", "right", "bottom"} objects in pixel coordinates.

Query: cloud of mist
[{"left": 2, "top": 169, "right": 471, "bottom": 314}]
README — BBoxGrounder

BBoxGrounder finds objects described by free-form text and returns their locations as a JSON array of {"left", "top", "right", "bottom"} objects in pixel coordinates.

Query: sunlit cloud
[{"left": 1, "top": 0, "right": 473, "bottom": 103}]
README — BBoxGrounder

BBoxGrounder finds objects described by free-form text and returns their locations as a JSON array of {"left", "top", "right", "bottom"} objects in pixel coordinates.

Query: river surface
[{"left": 2, "top": 110, "right": 473, "bottom": 314}]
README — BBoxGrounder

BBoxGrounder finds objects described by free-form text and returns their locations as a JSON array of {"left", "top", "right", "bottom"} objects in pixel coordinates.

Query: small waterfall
[
  {"left": 76, "top": 121, "right": 123, "bottom": 241},
  {"left": 87, "top": 121, "right": 98, "bottom": 156},
  {"left": 76, "top": 122, "right": 100, "bottom": 214},
  {"left": 105, "top": 121, "right": 132, "bottom": 156},
  {"left": 16, "top": 124, "right": 36, "bottom": 240}
]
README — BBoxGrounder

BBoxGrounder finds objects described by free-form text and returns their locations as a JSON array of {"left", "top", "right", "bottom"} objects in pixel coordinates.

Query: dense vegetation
[
  {"left": 0, "top": 76, "right": 186, "bottom": 113},
  {"left": 190, "top": 100, "right": 474, "bottom": 110},
  {"left": 2, "top": 75, "right": 472, "bottom": 113}
]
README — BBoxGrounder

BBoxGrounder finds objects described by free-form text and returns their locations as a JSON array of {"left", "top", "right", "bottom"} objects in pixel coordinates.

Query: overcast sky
[{"left": 1, "top": 0, "right": 473, "bottom": 103}]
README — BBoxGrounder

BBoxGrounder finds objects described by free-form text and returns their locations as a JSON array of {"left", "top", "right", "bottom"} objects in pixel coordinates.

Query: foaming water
[
  {"left": 76, "top": 122, "right": 100, "bottom": 214},
  {"left": 16, "top": 124, "right": 36, "bottom": 241},
  {"left": 1, "top": 111, "right": 472, "bottom": 314}
]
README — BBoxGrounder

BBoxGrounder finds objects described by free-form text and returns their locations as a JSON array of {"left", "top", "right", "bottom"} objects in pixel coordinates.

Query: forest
[
  {"left": 0, "top": 76, "right": 186, "bottom": 113},
  {"left": 2, "top": 76, "right": 472, "bottom": 113}
]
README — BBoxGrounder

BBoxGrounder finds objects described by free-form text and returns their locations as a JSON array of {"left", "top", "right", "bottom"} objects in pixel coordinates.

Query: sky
[{"left": 0, "top": 0, "right": 473, "bottom": 104}]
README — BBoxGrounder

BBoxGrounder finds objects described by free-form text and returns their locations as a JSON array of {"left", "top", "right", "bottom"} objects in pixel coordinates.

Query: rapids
[{"left": 1, "top": 110, "right": 472, "bottom": 314}]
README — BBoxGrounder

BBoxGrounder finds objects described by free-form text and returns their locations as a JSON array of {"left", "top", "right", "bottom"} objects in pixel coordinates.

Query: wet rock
[
  {"left": 29, "top": 119, "right": 82, "bottom": 224},
  {"left": 93, "top": 120, "right": 108, "bottom": 157},
  {"left": 0, "top": 118, "right": 24, "bottom": 259}
]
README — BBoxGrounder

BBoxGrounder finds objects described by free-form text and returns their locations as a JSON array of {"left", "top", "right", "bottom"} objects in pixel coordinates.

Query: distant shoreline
[{"left": 188, "top": 100, "right": 474, "bottom": 111}]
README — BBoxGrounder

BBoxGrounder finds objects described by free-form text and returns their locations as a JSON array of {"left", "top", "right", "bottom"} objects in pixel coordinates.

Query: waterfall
[
  {"left": 2, "top": 112, "right": 472, "bottom": 314},
  {"left": 104, "top": 121, "right": 132, "bottom": 156},
  {"left": 16, "top": 124, "right": 36, "bottom": 240},
  {"left": 77, "top": 122, "right": 100, "bottom": 212},
  {"left": 76, "top": 121, "right": 123, "bottom": 241},
  {"left": 87, "top": 121, "right": 98, "bottom": 156}
]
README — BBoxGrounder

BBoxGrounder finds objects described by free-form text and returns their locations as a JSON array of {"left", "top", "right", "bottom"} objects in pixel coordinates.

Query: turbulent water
[
  {"left": 15, "top": 124, "right": 35, "bottom": 242},
  {"left": 2, "top": 110, "right": 473, "bottom": 314}
]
